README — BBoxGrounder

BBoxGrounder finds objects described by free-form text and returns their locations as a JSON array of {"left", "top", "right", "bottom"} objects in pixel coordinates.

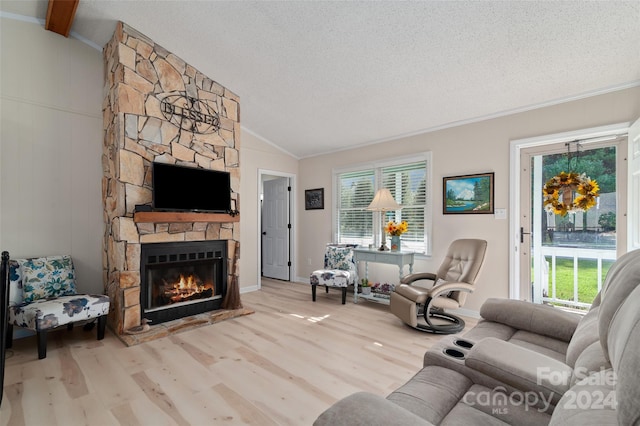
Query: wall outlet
[{"left": 307, "top": 258, "right": 312, "bottom": 265}]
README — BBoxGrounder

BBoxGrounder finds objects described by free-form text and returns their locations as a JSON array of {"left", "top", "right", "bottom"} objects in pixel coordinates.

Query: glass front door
[{"left": 521, "top": 137, "right": 626, "bottom": 309}]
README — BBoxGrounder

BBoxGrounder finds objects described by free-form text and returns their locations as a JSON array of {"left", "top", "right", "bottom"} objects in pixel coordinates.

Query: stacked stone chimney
[{"left": 102, "top": 22, "right": 240, "bottom": 336}]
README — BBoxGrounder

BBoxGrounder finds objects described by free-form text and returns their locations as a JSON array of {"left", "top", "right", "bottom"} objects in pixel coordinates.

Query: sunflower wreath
[{"left": 543, "top": 171, "right": 600, "bottom": 217}]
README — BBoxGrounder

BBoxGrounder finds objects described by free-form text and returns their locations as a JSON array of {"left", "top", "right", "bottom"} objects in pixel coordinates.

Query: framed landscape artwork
[
  {"left": 443, "top": 172, "right": 494, "bottom": 214},
  {"left": 305, "top": 188, "right": 324, "bottom": 210}
]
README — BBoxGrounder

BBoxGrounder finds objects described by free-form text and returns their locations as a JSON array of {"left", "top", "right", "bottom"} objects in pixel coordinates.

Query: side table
[{"left": 352, "top": 248, "right": 415, "bottom": 304}]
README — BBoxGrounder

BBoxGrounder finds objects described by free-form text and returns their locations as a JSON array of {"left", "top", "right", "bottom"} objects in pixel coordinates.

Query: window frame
[{"left": 332, "top": 153, "right": 432, "bottom": 255}]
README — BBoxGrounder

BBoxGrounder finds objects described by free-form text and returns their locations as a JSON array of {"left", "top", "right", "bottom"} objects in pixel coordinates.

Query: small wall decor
[
  {"left": 443, "top": 172, "right": 494, "bottom": 214},
  {"left": 158, "top": 92, "right": 220, "bottom": 134},
  {"left": 305, "top": 188, "right": 324, "bottom": 210}
]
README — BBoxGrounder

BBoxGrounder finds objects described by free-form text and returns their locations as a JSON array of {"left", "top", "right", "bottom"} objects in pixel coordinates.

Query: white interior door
[{"left": 262, "top": 177, "right": 290, "bottom": 280}]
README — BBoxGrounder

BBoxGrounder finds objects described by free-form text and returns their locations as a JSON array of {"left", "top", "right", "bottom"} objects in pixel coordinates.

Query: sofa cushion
[
  {"left": 325, "top": 245, "right": 355, "bottom": 270},
  {"left": 570, "top": 341, "right": 610, "bottom": 387},
  {"left": 387, "top": 366, "right": 472, "bottom": 424},
  {"left": 310, "top": 269, "right": 355, "bottom": 288},
  {"left": 465, "top": 338, "right": 571, "bottom": 405},
  {"left": 565, "top": 306, "right": 600, "bottom": 368},
  {"left": 479, "top": 298, "right": 580, "bottom": 342},
  {"left": 9, "top": 294, "right": 110, "bottom": 330},
  {"left": 462, "top": 320, "right": 517, "bottom": 342},
  {"left": 548, "top": 369, "right": 617, "bottom": 426},
  {"left": 463, "top": 320, "right": 567, "bottom": 362},
  {"left": 313, "top": 392, "right": 433, "bottom": 426},
  {"left": 443, "top": 385, "right": 551, "bottom": 426},
  {"left": 508, "top": 330, "right": 568, "bottom": 362},
  {"left": 598, "top": 249, "right": 640, "bottom": 362},
  {"left": 607, "top": 283, "right": 640, "bottom": 425},
  {"left": 21, "top": 255, "right": 77, "bottom": 303}
]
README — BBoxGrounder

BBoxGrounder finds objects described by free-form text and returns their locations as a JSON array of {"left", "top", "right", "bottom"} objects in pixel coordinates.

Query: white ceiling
[{"left": 2, "top": 1, "right": 639, "bottom": 158}]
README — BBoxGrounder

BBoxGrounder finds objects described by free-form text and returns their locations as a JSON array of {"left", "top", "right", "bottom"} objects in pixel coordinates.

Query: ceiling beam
[{"left": 45, "top": 0, "right": 79, "bottom": 38}]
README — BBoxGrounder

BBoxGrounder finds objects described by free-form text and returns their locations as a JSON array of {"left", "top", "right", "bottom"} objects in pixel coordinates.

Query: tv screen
[{"left": 152, "top": 162, "right": 231, "bottom": 213}]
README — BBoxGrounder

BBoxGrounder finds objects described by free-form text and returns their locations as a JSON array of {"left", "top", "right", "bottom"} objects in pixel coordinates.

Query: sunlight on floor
[{"left": 289, "top": 313, "right": 331, "bottom": 323}]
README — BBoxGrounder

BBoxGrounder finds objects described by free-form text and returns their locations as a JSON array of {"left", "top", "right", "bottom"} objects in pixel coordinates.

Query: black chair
[{"left": 0, "top": 251, "right": 11, "bottom": 407}]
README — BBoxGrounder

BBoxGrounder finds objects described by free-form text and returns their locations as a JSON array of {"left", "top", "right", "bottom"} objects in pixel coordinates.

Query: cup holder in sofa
[
  {"left": 443, "top": 348, "right": 465, "bottom": 359},
  {"left": 454, "top": 339, "right": 474, "bottom": 349}
]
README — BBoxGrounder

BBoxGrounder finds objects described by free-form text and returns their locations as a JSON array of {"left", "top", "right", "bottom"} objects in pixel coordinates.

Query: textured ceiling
[{"left": 2, "top": 1, "right": 639, "bottom": 158}]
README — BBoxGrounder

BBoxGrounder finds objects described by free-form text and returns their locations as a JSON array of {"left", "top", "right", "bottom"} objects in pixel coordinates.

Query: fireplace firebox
[{"left": 140, "top": 240, "right": 227, "bottom": 324}]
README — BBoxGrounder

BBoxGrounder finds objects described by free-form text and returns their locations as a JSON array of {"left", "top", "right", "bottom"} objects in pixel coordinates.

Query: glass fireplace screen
[{"left": 145, "top": 259, "right": 218, "bottom": 310}]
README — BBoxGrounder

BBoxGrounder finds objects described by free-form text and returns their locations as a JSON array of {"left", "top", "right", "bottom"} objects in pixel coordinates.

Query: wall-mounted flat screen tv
[{"left": 152, "top": 162, "right": 231, "bottom": 213}]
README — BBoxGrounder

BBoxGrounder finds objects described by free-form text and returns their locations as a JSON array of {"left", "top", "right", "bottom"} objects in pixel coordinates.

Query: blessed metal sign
[{"left": 159, "top": 93, "right": 220, "bottom": 134}]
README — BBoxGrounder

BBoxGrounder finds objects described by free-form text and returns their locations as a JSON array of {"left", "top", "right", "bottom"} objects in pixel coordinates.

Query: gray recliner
[{"left": 390, "top": 239, "right": 487, "bottom": 333}]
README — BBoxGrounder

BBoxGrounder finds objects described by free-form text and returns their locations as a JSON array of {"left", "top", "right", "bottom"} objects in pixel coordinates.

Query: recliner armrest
[
  {"left": 395, "top": 282, "right": 474, "bottom": 304},
  {"left": 313, "top": 392, "right": 434, "bottom": 426},
  {"left": 427, "top": 281, "right": 474, "bottom": 298},
  {"left": 480, "top": 298, "right": 581, "bottom": 342},
  {"left": 466, "top": 338, "right": 571, "bottom": 406},
  {"left": 401, "top": 272, "right": 437, "bottom": 284}
]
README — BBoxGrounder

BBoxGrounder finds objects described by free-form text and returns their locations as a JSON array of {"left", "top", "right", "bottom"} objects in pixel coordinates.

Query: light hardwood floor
[{"left": 0, "top": 279, "right": 476, "bottom": 425}]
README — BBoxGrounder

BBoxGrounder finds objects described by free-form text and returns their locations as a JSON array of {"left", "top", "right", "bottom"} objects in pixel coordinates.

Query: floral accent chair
[
  {"left": 5, "top": 254, "right": 110, "bottom": 359},
  {"left": 310, "top": 244, "right": 358, "bottom": 304}
]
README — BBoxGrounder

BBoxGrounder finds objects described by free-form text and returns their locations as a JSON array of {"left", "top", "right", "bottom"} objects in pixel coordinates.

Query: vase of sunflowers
[{"left": 385, "top": 221, "right": 408, "bottom": 251}]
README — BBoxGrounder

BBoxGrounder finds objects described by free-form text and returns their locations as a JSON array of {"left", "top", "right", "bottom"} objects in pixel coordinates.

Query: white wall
[
  {"left": 239, "top": 131, "right": 298, "bottom": 290},
  {"left": 297, "top": 87, "right": 640, "bottom": 312},
  {"left": 0, "top": 18, "right": 104, "bottom": 293}
]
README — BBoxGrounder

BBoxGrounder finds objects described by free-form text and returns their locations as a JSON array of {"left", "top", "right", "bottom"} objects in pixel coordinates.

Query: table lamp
[{"left": 366, "top": 188, "right": 401, "bottom": 251}]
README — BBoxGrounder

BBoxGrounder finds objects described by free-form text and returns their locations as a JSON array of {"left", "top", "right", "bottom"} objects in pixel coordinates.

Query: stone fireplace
[{"left": 102, "top": 22, "right": 241, "bottom": 337}]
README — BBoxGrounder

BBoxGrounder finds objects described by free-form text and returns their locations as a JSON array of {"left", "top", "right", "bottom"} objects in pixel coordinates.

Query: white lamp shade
[{"left": 366, "top": 188, "right": 401, "bottom": 211}]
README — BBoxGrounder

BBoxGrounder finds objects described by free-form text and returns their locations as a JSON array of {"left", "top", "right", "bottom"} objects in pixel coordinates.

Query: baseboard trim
[
  {"left": 450, "top": 307, "right": 481, "bottom": 319},
  {"left": 240, "top": 285, "right": 259, "bottom": 293}
]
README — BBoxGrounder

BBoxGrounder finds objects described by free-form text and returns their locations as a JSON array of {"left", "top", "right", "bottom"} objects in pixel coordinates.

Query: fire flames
[{"left": 165, "top": 274, "right": 211, "bottom": 303}]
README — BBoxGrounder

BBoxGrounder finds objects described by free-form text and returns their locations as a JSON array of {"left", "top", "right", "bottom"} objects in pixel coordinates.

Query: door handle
[
  {"left": 262, "top": 232, "right": 266, "bottom": 235},
  {"left": 520, "top": 227, "right": 531, "bottom": 243}
]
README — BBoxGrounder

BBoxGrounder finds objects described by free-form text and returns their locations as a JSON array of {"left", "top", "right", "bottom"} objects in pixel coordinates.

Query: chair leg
[
  {"left": 6, "top": 324, "right": 13, "bottom": 349},
  {"left": 416, "top": 311, "right": 465, "bottom": 334},
  {"left": 414, "top": 301, "right": 466, "bottom": 334},
  {"left": 37, "top": 330, "right": 47, "bottom": 359},
  {"left": 97, "top": 316, "right": 107, "bottom": 340},
  {"left": 341, "top": 288, "right": 347, "bottom": 304},
  {"left": 325, "top": 285, "right": 329, "bottom": 293},
  {"left": 311, "top": 284, "right": 317, "bottom": 302}
]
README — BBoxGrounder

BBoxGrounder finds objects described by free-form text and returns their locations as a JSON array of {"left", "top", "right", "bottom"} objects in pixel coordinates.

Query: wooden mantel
[{"left": 133, "top": 211, "right": 240, "bottom": 223}]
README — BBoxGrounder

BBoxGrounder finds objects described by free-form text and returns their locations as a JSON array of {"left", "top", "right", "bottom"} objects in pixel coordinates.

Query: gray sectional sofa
[{"left": 314, "top": 249, "right": 640, "bottom": 425}]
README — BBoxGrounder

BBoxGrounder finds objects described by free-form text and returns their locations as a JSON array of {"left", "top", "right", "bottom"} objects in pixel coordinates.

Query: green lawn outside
[{"left": 544, "top": 257, "right": 614, "bottom": 305}]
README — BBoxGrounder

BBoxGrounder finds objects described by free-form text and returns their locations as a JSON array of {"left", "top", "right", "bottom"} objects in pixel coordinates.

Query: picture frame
[
  {"left": 443, "top": 172, "right": 494, "bottom": 214},
  {"left": 305, "top": 188, "right": 324, "bottom": 210}
]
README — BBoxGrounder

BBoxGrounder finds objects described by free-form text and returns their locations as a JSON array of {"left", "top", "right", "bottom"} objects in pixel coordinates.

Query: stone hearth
[
  {"left": 102, "top": 22, "right": 241, "bottom": 337},
  {"left": 119, "top": 306, "right": 255, "bottom": 346}
]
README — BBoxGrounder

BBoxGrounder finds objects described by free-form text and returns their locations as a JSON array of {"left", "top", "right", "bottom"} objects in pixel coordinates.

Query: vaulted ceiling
[{"left": 2, "top": 1, "right": 639, "bottom": 158}]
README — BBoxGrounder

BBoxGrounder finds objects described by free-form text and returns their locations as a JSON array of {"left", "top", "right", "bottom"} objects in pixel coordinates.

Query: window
[{"left": 334, "top": 154, "right": 431, "bottom": 254}]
